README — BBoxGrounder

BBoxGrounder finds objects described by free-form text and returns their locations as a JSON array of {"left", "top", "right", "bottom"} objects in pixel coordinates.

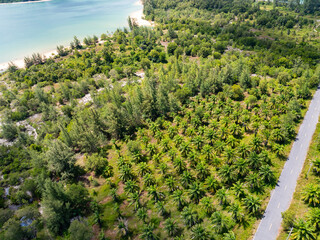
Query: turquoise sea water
[{"left": 0, "top": 0, "right": 140, "bottom": 63}]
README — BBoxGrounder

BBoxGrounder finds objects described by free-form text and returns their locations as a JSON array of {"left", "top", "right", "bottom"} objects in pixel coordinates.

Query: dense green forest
[{"left": 1, "top": 0, "right": 320, "bottom": 239}]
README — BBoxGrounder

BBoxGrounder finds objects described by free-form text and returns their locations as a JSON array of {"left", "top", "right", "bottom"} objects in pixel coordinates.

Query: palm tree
[
  {"left": 247, "top": 152, "right": 261, "bottom": 170},
  {"left": 226, "top": 136, "right": 238, "bottom": 148},
  {"left": 202, "top": 144, "right": 213, "bottom": 161},
  {"left": 181, "top": 170, "right": 194, "bottom": 189},
  {"left": 155, "top": 201, "right": 169, "bottom": 217},
  {"left": 124, "top": 180, "right": 139, "bottom": 194},
  {"left": 216, "top": 188, "right": 230, "bottom": 206},
  {"left": 218, "top": 165, "right": 235, "bottom": 185},
  {"left": 136, "top": 207, "right": 148, "bottom": 223},
  {"left": 205, "top": 175, "right": 220, "bottom": 194},
  {"left": 211, "top": 211, "right": 231, "bottom": 234},
  {"left": 143, "top": 173, "right": 155, "bottom": 187},
  {"left": 193, "top": 135, "right": 204, "bottom": 150},
  {"left": 259, "top": 165, "right": 276, "bottom": 185},
  {"left": 116, "top": 217, "right": 130, "bottom": 238},
  {"left": 237, "top": 143, "right": 250, "bottom": 158},
  {"left": 147, "top": 185, "right": 165, "bottom": 202},
  {"left": 181, "top": 206, "right": 202, "bottom": 229},
  {"left": 272, "top": 143, "right": 285, "bottom": 157},
  {"left": 302, "top": 184, "right": 320, "bottom": 207},
  {"left": 200, "top": 196, "right": 215, "bottom": 216},
  {"left": 189, "top": 182, "right": 205, "bottom": 204},
  {"left": 228, "top": 202, "right": 243, "bottom": 223},
  {"left": 251, "top": 136, "right": 262, "bottom": 153},
  {"left": 214, "top": 140, "right": 225, "bottom": 156},
  {"left": 166, "top": 176, "right": 178, "bottom": 192},
  {"left": 223, "top": 146, "right": 236, "bottom": 164},
  {"left": 234, "top": 158, "right": 249, "bottom": 178},
  {"left": 244, "top": 195, "right": 261, "bottom": 215},
  {"left": 147, "top": 143, "right": 157, "bottom": 156},
  {"left": 231, "top": 181, "right": 246, "bottom": 199},
  {"left": 246, "top": 173, "right": 262, "bottom": 192},
  {"left": 164, "top": 218, "right": 179, "bottom": 237},
  {"left": 190, "top": 224, "right": 210, "bottom": 240},
  {"left": 307, "top": 208, "right": 320, "bottom": 231},
  {"left": 222, "top": 231, "right": 236, "bottom": 240},
  {"left": 205, "top": 128, "right": 216, "bottom": 145},
  {"left": 312, "top": 158, "right": 320, "bottom": 175},
  {"left": 173, "top": 158, "right": 186, "bottom": 174},
  {"left": 174, "top": 135, "right": 183, "bottom": 147},
  {"left": 128, "top": 191, "right": 142, "bottom": 211},
  {"left": 141, "top": 223, "right": 159, "bottom": 240},
  {"left": 180, "top": 141, "right": 191, "bottom": 157},
  {"left": 161, "top": 138, "right": 171, "bottom": 152},
  {"left": 172, "top": 189, "right": 186, "bottom": 211},
  {"left": 196, "top": 162, "right": 210, "bottom": 181},
  {"left": 138, "top": 162, "right": 151, "bottom": 177},
  {"left": 291, "top": 219, "right": 315, "bottom": 240}
]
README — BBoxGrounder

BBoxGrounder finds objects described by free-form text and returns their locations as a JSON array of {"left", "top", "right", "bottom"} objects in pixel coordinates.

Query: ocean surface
[{"left": 0, "top": 0, "right": 140, "bottom": 64}]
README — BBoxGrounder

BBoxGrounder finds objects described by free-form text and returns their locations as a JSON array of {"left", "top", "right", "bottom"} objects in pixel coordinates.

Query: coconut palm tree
[
  {"left": 165, "top": 176, "right": 178, "bottom": 192},
  {"left": 259, "top": 165, "right": 276, "bottom": 185},
  {"left": 312, "top": 158, "right": 320, "bottom": 175},
  {"left": 216, "top": 187, "right": 230, "bottom": 206},
  {"left": 181, "top": 170, "right": 194, "bottom": 189},
  {"left": 138, "top": 162, "right": 151, "bottom": 177},
  {"left": 173, "top": 158, "right": 187, "bottom": 174},
  {"left": 234, "top": 158, "right": 249, "bottom": 178},
  {"left": 128, "top": 191, "right": 142, "bottom": 211},
  {"left": 219, "top": 165, "right": 235, "bottom": 185},
  {"left": 181, "top": 206, "right": 202, "bottom": 229},
  {"left": 141, "top": 223, "right": 159, "bottom": 240},
  {"left": 228, "top": 202, "right": 243, "bottom": 223},
  {"left": 193, "top": 135, "right": 204, "bottom": 150},
  {"left": 116, "top": 217, "right": 130, "bottom": 238},
  {"left": 143, "top": 173, "right": 155, "bottom": 187},
  {"left": 136, "top": 207, "right": 148, "bottom": 223},
  {"left": 200, "top": 196, "right": 215, "bottom": 216},
  {"left": 164, "top": 218, "right": 179, "bottom": 237},
  {"left": 291, "top": 219, "right": 315, "bottom": 240},
  {"left": 180, "top": 141, "right": 191, "bottom": 158},
  {"left": 237, "top": 143, "right": 250, "bottom": 158},
  {"left": 147, "top": 185, "right": 165, "bottom": 202},
  {"left": 189, "top": 182, "right": 205, "bottom": 204},
  {"left": 222, "top": 231, "right": 236, "bottom": 240},
  {"left": 231, "top": 181, "right": 246, "bottom": 199},
  {"left": 205, "top": 175, "right": 220, "bottom": 194},
  {"left": 155, "top": 201, "right": 169, "bottom": 217},
  {"left": 124, "top": 180, "right": 139, "bottom": 194},
  {"left": 172, "top": 189, "right": 186, "bottom": 211},
  {"left": 244, "top": 195, "right": 261, "bottom": 215},
  {"left": 211, "top": 211, "right": 232, "bottom": 234},
  {"left": 196, "top": 162, "right": 210, "bottom": 181},
  {"left": 302, "top": 184, "right": 320, "bottom": 207},
  {"left": 307, "top": 208, "right": 320, "bottom": 231},
  {"left": 190, "top": 224, "right": 210, "bottom": 240}
]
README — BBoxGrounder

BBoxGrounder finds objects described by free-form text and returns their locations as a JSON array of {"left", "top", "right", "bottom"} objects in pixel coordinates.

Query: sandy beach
[
  {"left": 130, "top": 0, "right": 154, "bottom": 27},
  {"left": 0, "top": 0, "right": 150, "bottom": 73},
  {"left": 0, "top": 50, "right": 57, "bottom": 72}
]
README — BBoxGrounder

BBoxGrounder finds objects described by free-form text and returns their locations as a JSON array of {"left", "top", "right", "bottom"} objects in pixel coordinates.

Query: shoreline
[
  {"left": 0, "top": 0, "right": 51, "bottom": 5},
  {"left": 129, "top": 0, "right": 154, "bottom": 27},
  {"left": 0, "top": 0, "right": 151, "bottom": 73}
]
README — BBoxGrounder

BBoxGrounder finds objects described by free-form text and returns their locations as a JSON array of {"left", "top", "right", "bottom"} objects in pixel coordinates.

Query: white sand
[
  {"left": 130, "top": 0, "right": 154, "bottom": 27},
  {"left": 0, "top": 50, "right": 57, "bottom": 72}
]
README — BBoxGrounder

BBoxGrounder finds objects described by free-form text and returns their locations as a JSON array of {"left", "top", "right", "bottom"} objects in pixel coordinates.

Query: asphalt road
[{"left": 253, "top": 86, "right": 320, "bottom": 240}]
